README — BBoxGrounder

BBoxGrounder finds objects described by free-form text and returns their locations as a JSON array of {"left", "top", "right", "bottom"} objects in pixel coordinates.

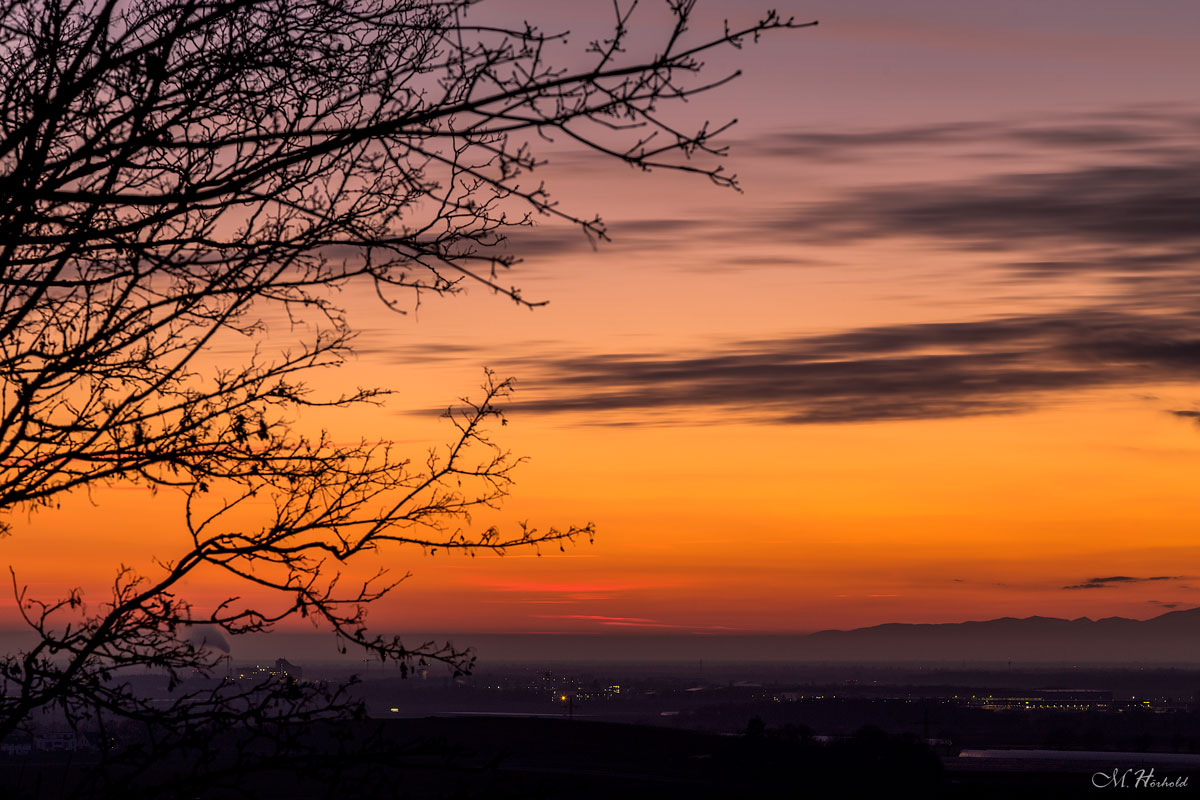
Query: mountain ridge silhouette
[{"left": 802, "top": 606, "right": 1200, "bottom": 661}]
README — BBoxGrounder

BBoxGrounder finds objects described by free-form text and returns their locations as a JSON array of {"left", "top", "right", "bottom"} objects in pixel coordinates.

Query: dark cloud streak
[
  {"left": 1063, "top": 575, "right": 1177, "bottom": 590},
  {"left": 747, "top": 111, "right": 1190, "bottom": 160},
  {"left": 776, "top": 162, "right": 1200, "bottom": 254},
  {"left": 491, "top": 310, "right": 1200, "bottom": 425}
]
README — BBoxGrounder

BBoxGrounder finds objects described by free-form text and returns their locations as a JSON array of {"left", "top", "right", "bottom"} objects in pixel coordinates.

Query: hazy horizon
[{"left": 7, "top": 603, "right": 1198, "bottom": 665}]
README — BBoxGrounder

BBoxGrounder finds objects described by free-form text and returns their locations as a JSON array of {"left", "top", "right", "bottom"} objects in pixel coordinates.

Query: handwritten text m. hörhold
[{"left": 1093, "top": 768, "right": 1189, "bottom": 789}]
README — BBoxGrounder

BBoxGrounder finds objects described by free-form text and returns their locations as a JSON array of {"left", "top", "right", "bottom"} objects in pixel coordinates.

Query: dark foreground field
[{"left": 4, "top": 715, "right": 1196, "bottom": 799}]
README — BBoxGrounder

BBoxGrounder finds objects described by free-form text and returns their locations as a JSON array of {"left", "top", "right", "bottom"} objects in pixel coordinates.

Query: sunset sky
[{"left": 8, "top": 0, "right": 1200, "bottom": 639}]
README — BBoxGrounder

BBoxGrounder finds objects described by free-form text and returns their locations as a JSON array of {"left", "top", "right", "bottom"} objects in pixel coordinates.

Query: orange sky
[{"left": 7, "top": 1, "right": 1200, "bottom": 636}]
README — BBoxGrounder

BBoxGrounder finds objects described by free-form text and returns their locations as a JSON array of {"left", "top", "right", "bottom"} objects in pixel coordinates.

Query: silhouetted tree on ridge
[{"left": 0, "top": 0, "right": 813, "bottom": 791}]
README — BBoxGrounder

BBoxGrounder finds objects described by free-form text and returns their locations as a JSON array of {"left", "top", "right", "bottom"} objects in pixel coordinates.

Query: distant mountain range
[
  {"left": 454, "top": 607, "right": 1200, "bottom": 663},
  {"left": 801, "top": 606, "right": 1200, "bottom": 662},
  {"left": 9, "top": 608, "right": 1194, "bottom": 664}
]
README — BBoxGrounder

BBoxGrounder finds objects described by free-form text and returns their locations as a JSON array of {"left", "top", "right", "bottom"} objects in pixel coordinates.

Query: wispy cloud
[
  {"left": 537, "top": 614, "right": 658, "bottom": 624},
  {"left": 747, "top": 110, "right": 1192, "bottom": 161},
  {"left": 752, "top": 112, "right": 1200, "bottom": 305},
  {"left": 1063, "top": 575, "right": 1178, "bottom": 590},
  {"left": 480, "top": 308, "right": 1200, "bottom": 425},
  {"left": 464, "top": 580, "right": 669, "bottom": 593},
  {"left": 534, "top": 614, "right": 739, "bottom": 631},
  {"left": 781, "top": 161, "right": 1200, "bottom": 255}
]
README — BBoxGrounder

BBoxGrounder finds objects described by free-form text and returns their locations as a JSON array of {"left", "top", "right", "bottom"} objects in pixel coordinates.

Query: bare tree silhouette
[{"left": 0, "top": 0, "right": 811, "bottom": 790}]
